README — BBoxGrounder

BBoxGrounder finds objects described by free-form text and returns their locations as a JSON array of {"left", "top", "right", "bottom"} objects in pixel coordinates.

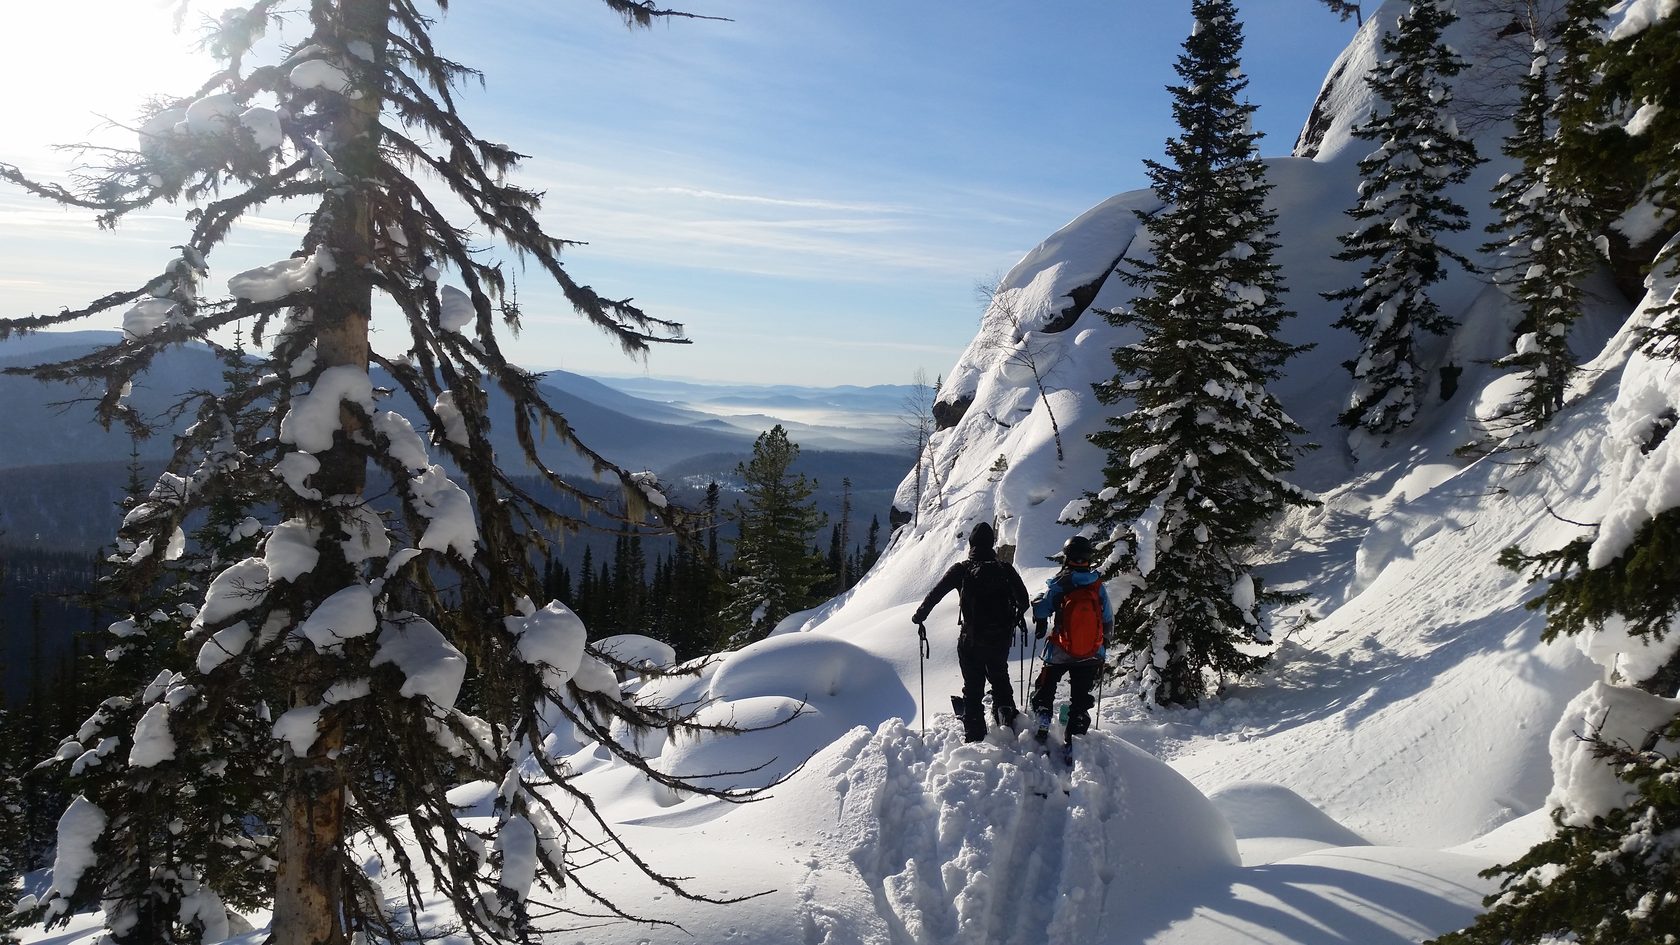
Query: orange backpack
[{"left": 1050, "top": 579, "right": 1104, "bottom": 659}]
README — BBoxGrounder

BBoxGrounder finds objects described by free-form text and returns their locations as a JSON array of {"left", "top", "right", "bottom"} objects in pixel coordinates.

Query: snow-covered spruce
[
  {"left": 1478, "top": 24, "right": 1604, "bottom": 439},
  {"left": 1324, "top": 0, "right": 1482, "bottom": 449},
  {"left": 1076, "top": 0, "right": 1314, "bottom": 707}
]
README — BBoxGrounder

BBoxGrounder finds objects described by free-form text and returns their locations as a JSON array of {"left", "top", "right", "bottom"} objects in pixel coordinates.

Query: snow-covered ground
[{"left": 18, "top": 1, "right": 1676, "bottom": 943}]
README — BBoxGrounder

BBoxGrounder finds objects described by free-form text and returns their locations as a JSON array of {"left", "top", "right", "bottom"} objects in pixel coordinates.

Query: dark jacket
[{"left": 912, "top": 546, "right": 1030, "bottom": 637}]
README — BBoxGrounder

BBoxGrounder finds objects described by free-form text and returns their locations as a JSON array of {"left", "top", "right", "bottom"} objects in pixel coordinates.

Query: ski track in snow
[{"left": 829, "top": 719, "right": 1147, "bottom": 945}]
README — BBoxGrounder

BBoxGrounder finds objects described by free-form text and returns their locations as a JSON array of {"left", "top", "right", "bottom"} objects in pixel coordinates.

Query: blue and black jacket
[{"left": 1031, "top": 566, "right": 1113, "bottom": 664}]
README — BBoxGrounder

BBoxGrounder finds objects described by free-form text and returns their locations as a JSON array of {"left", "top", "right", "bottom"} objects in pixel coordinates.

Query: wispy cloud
[
  {"left": 519, "top": 155, "right": 1028, "bottom": 284},
  {"left": 632, "top": 186, "right": 911, "bottom": 215}
]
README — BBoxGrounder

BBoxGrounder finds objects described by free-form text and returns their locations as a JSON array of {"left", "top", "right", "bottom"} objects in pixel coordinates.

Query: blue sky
[{"left": 0, "top": 0, "right": 1357, "bottom": 386}]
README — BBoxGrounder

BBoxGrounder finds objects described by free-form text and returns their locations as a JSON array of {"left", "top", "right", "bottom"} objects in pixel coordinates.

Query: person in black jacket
[{"left": 911, "top": 522, "right": 1030, "bottom": 741}]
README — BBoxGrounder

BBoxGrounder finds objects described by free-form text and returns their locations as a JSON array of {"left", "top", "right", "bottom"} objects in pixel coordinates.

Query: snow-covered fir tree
[
  {"left": 21, "top": 342, "right": 281, "bottom": 945},
  {"left": 1324, "top": 0, "right": 1482, "bottom": 448},
  {"left": 721, "top": 425, "right": 828, "bottom": 647},
  {"left": 1595, "top": 0, "right": 1680, "bottom": 346},
  {"left": 1479, "top": 28, "right": 1604, "bottom": 436},
  {"left": 1076, "top": 0, "right": 1313, "bottom": 708},
  {"left": 0, "top": 2, "right": 770, "bottom": 943}
]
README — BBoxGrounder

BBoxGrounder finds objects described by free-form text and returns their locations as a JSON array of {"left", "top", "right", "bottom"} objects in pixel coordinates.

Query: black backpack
[{"left": 959, "top": 559, "right": 1019, "bottom": 638}]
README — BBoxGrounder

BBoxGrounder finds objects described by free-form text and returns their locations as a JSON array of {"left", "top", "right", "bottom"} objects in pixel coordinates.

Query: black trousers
[
  {"left": 1031, "top": 659, "right": 1101, "bottom": 737},
  {"left": 956, "top": 632, "right": 1017, "bottom": 740}
]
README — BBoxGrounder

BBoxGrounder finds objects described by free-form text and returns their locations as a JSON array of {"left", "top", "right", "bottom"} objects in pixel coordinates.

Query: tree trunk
[
  {"left": 273, "top": 731, "right": 349, "bottom": 945},
  {"left": 271, "top": 1, "right": 387, "bottom": 942}
]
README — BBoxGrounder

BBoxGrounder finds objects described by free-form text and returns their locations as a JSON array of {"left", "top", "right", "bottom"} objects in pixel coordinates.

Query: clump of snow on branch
[
  {"left": 289, "top": 59, "right": 352, "bottom": 94},
  {"left": 122, "top": 298, "right": 186, "bottom": 339},
  {"left": 506, "top": 602, "right": 588, "bottom": 690},
  {"left": 439, "top": 286, "right": 475, "bottom": 332},
  {"left": 373, "top": 616, "right": 467, "bottom": 709},
  {"left": 127, "top": 702, "right": 176, "bottom": 768},
  {"left": 196, "top": 557, "right": 270, "bottom": 627},
  {"left": 279, "top": 364, "right": 375, "bottom": 453},
  {"left": 409, "top": 466, "right": 477, "bottom": 559},
  {"left": 298, "top": 584, "right": 378, "bottom": 652},
  {"left": 227, "top": 248, "right": 335, "bottom": 303},
  {"left": 265, "top": 518, "right": 321, "bottom": 584},
  {"left": 1548, "top": 681, "right": 1680, "bottom": 826},
  {"left": 432, "top": 391, "right": 469, "bottom": 446},
  {"left": 40, "top": 797, "right": 108, "bottom": 922},
  {"left": 196, "top": 621, "right": 254, "bottom": 674}
]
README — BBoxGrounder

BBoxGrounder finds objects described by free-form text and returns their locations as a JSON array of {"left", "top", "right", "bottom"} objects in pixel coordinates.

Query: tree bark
[{"left": 271, "top": 1, "right": 387, "bottom": 942}]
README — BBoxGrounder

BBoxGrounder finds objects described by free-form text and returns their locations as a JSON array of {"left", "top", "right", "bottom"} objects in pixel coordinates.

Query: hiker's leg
[
  {"left": 1066, "top": 660, "right": 1101, "bottom": 737},
  {"left": 955, "top": 636, "right": 988, "bottom": 741},
  {"left": 985, "top": 639, "right": 1018, "bottom": 724},
  {"left": 1031, "top": 662, "right": 1066, "bottom": 716}
]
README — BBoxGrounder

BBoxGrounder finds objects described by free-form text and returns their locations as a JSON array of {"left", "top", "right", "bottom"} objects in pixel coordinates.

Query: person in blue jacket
[{"left": 1029, "top": 534, "right": 1113, "bottom": 743}]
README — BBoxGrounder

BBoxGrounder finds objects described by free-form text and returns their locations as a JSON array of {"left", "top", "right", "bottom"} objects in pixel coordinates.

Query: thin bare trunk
[
  {"left": 1029, "top": 362, "right": 1065, "bottom": 462},
  {"left": 271, "top": 1, "right": 386, "bottom": 942}
]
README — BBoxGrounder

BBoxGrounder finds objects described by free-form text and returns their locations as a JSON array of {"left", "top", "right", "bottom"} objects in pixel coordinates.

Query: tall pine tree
[
  {"left": 0, "top": 3, "right": 769, "bottom": 943},
  {"left": 1076, "top": 0, "right": 1312, "bottom": 708},
  {"left": 1325, "top": 0, "right": 1482, "bottom": 448},
  {"left": 1480, "top": 3, "right": 1613, "bottom": 437},
  {"left": 721, "top": 426, "right": 829, "bottom": 647}
]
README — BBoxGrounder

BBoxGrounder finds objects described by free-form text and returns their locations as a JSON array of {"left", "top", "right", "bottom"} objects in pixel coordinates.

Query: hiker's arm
[
  {"left": 1099, "top": 583, "right": 1115, "bottom": 634},
  {"left": 911, "top": 565, "right": 963, "bottom": 623},
  {"left": 1031, "top": 577, "right": 1063, "bottom": 622},
  {"left": 1009, "top": 567, "right": 1030, "bottom": 618}
]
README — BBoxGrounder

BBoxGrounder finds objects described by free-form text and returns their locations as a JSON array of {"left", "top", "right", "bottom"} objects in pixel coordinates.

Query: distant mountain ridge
[{"left": 0, "top": 331, "right": 911, "bottom": 550}]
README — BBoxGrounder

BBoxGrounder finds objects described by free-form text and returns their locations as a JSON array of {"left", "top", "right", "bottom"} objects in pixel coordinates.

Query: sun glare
[{"left": 0, "top": 0, "right": 214, "bottom": 160}]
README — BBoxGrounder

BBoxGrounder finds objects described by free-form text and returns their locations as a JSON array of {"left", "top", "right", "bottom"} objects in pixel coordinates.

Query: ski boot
[{"left": 1034, "top": 708, "right": 1051, "bottom": 743}]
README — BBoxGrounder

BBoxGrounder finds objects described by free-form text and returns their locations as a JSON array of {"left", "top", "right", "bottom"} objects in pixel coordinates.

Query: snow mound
[
  {"left": 1207, "top": 780, "right": 1369, "bottom": 864},
  {"left": 593, "top": 633, "right": 676, "bottom": 674},
  {"left": 830, "top": 720, "right": 1237, "bottom": 945},
  {"left": 651, "top": 634, "right": 912, "bottom": 791},
  {"left": 707, "top": 632, "right": 903, "bottom": 704}
]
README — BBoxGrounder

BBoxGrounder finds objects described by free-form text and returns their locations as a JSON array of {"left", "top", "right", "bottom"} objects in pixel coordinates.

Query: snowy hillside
[{"left": 17, "top": 2, "right": 1676, "bottom": 944}]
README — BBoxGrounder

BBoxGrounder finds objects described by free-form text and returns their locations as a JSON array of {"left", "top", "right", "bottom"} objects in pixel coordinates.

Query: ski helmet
[{"left": 1061, "top": 534, "right": 1095, "bottom": 564}]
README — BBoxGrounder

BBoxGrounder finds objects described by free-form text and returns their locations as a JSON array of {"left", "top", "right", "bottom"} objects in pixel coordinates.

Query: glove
[
  {"left": 1034, "top": 617, "right": 1048, "bottom": 639},
  {"left": 911, "top": 611, "right": 928, "bottom": 626}
]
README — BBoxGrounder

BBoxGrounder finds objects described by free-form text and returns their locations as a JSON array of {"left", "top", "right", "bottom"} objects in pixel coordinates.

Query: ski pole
[
  {"left": 916, "top": 621, "right": 930, "bottom": 737},
  {"left": 1018, "top": 617, "right": 1028, "bottom": 700},
  {"left": 1095, "top": 660, "right": 1104, "bottom": 731}
]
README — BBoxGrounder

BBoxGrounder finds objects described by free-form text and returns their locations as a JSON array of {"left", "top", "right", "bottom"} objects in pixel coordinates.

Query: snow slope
[{"left": 18, "top": 2, "right": 1672, "bottom": 944}]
